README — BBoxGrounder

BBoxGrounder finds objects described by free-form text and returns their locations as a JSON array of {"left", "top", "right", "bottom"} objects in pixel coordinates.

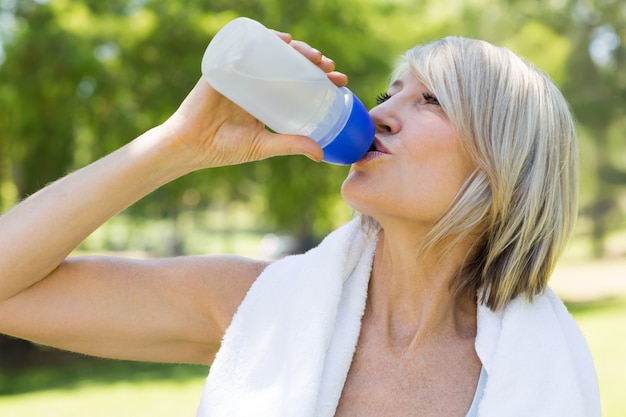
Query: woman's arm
[{"left": 0, "top": 35, "right": 345, "bottom": 364}]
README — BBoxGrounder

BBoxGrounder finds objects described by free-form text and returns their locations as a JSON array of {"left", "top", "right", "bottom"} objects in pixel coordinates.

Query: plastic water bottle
[{"left": 201, "top": 17, "right": 374, "bottom": 165}]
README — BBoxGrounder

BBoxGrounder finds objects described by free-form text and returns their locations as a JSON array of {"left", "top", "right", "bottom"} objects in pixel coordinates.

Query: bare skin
[
  {"left": 0, "top": 33, "right": 339, "bottom": 364},
  {"left": 334, "top": 236, "right": 481, "bottom": 417},
  {"left": 336, "top": 73, "right": 482, "bottom": 416},
  {"left": 0, "top": 34, "right": 480, "bottom": 417}
]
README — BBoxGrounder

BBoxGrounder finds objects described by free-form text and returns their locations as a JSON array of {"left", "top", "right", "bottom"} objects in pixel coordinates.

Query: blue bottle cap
[{"left": 322, "top": 89, "right": 375, "bottom": 165}]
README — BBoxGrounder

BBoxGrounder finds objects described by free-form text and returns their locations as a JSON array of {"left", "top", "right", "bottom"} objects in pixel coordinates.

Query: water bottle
[{"left": 201, "top": 17, "right": 374, "bottom": 165}]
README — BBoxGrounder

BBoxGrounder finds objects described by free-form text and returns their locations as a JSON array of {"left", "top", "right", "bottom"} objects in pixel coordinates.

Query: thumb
[{"left": 259, "top": 131, "right": 324, "bottom": 162}]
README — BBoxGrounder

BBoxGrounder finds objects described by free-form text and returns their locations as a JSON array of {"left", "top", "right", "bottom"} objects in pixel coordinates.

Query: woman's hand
[
  {"left": 0, "top": 30, "right": 348, "bottom": 364},
  {"left": 160, "top": 32, "right": 348, "bottom": 170},
  {"left": 280, "top": 31, "right": 348, "bottom": 87}
]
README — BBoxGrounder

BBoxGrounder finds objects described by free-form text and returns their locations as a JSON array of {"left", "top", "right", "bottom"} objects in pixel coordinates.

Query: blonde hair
[{"left": 367, "top": 37, "right": 578, "bottom": 310}]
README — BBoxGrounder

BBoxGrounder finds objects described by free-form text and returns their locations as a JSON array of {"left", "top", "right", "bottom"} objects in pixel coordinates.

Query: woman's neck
[{"left": 367, "top": 223, "right": 477, "bottom": 348}]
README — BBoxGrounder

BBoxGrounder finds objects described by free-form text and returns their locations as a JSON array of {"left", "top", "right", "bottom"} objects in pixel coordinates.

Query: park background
[{"left": 0, "top": 0, "right": 624, "bottom": 415}]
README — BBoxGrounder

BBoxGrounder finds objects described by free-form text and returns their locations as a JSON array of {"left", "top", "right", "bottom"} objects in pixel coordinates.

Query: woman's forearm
[
  {"left": 0, "top": 125, "right": 191, "bottom": 301},
  {"left": 0, "top": 47, "right": 334, "bottom": 302}
]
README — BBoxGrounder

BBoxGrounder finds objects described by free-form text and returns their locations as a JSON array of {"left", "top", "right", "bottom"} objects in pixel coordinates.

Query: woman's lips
[
  {"left": 356, "top": 138, "right": 390, "bottom": 163},
  {"left": 368, "top": 138, "right": 389, "bottom": 154},
  {"left": 371, "top": 138, "right": 391, "bottom": 154}
]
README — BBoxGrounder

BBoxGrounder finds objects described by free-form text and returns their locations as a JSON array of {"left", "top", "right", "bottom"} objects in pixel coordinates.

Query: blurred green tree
[
  {"left": 0, "top": 0, "right": 390, "bottom": 250},
  {"left": 1, "top": 0, "right": 624, "bottom": 368},
  {"left": 498, "top": 0, "right": 626, "bottom": 257},
  {"left": 0, "top": 0, "right": 624, "bottom": 254},
  {"left": 432, "top": 0, "right": 626, "bottom": 257}
]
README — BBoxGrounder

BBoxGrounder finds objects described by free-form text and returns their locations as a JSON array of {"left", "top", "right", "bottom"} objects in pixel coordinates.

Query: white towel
[
  {"left": 197, "top": 218, "right": 600, "bottom": 417},
  {"left": 475, "top": 287, "right": 601, "bottom": 417}
]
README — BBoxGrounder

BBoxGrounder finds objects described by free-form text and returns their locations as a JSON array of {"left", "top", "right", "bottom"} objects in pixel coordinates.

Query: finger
[
  {"left": 316, "top": 55, "right": 336, "bottom": 73},
  {"left": 288, "top": 40, "right": 346, "bottom": 85},
  {"left": 289, "top": 40, "right": 324, "bottom": 65},
  {"left": 327, "top": 71, "right": 349, "bottom": 88},
  {"left": 270, "top": 32, "right": 339, "bottom": 75},
  {"left": 259, "top": 131, "right": 324, "bottom": 162},
  {"left": 271, "top": 29, "right": 292, "bottom": 44}
]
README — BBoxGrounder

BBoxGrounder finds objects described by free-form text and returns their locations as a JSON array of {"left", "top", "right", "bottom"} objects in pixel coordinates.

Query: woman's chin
[{"left": 341, "top": 190, "right": 379, "bottom": 220}]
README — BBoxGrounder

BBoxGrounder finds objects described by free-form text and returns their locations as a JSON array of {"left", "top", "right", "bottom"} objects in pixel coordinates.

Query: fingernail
[{"left": 304, "top": 153, "right": 322, "bottom": 163}]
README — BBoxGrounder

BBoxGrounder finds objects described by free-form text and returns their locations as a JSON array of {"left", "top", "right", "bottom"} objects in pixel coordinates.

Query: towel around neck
[{"left": 196, "top": 219, "right": 600, "bottom": 417}]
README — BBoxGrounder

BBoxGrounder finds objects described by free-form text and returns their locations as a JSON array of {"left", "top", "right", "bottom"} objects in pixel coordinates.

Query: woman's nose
[{"left": 370, "top": 104, "right": 400, "bottom": 135}]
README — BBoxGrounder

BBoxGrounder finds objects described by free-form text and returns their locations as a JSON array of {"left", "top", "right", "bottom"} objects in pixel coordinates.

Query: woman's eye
[
  {"left": 423, "top": 92, "right": 440, "bottom": 105},
  {"left": 375, "top": 92, "right": 392, "bottom": 105}
]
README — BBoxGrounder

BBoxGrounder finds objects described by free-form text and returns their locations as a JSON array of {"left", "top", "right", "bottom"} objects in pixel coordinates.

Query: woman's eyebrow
[{"left": 389, "top": 79, "right": 403, "bottom": 91}]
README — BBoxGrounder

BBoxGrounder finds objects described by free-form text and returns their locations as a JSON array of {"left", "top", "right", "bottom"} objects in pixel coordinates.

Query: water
[{"left": 206, "top": 68, "right": 348, "bottom": 146}]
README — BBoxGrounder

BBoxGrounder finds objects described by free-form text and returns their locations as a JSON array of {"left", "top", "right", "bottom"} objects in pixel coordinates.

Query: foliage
[
  {"left": 499, "top": 0, "right": 626, "bottom": 256},
  {"left": 0, "top": 0, "right": 401, "bottom": 245},
  {"left": 0, "top": 1, "right": 623, "bottom": 409},
  {"left": 0, "top": 0, "right": 624, "bottom": 250}
]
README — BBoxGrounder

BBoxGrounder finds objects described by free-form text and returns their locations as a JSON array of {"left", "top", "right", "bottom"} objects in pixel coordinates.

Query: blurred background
[{"left": 0, "top": 0, "right": 624, "bottom": 416}]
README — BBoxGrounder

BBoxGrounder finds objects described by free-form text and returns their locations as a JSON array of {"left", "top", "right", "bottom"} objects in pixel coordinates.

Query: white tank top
[{"left": 465, "top": 367, "right": 487, "bottom": 417}]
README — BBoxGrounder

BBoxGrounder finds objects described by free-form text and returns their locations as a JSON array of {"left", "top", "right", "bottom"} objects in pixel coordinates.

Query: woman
[{"left": 0, "top": 30, "right": 599, "bottom": 417}]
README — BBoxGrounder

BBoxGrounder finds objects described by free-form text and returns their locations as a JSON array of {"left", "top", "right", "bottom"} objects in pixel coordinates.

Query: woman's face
[{"left": 341, "top": 71, "right": 474, "bottom": 228}]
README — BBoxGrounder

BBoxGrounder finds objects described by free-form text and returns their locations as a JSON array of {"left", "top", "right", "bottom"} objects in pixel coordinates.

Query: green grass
[
  {"left": 567, "top": 298, "right": 626, "bottom": 417},
  {"left": 1, "top": 299, "right": 624, "bottom": 416},
  {"left": 0, "top": 359, "right": 208, "bottom": 416}
]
